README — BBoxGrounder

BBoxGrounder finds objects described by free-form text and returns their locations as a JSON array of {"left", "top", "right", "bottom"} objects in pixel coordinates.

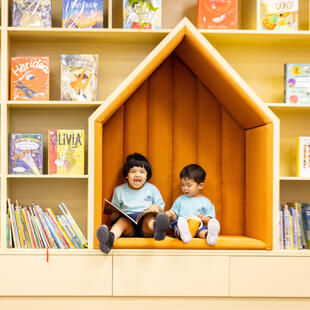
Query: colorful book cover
[
  {"left": 9, "top": 134, "right": 43, "bottom": 175},
  {"left": 62, "top": 0, "right": 103, "bottom": 28},
  {"left": 284, "top": 64, "right": 310, "bottom": 104},
  {"left": 301, "top": 204, "right": 310, "bottom": 248},
  {"left": 10, "top": 56, "right": 49, "bottom": 101},
  {"left": 48, "top": 129, "right": 84, "bottom": 175},
  {"left": 258, "top": 0, "right": 298, "bottom": 31},
  {"left": 12, "top": 0, "right": 52, "bottom": 28},
  {"left": 296, "top": 136, "right": 310, "bottom": 177},
  {"left": 61, "top": 54, "right": 98, "bottom": 101},
  {"left": 123, "top": 0, "right": 161, "bottom": 29},
  {"left": 197, "top": 0, "right": 238, "bottom": 29}
]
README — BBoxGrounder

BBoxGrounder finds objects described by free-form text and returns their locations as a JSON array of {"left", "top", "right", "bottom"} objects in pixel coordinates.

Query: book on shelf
[
  {"left": 258, "top": 0, "right": 298, "bottom": 31},
  {"left": 10, "top": 56, "right": 50, "bottom": 101},
  {"left": 62, "top": 0, "right": 103, "bottom": 28},
  {"left": 12, "top": 0, "right": 52, "bottom": 28},
  {"left": 123, "top": 0, "right": 161, "bottom": 29},
  {"left": 61, "top": 54, "right": 98, "bottom": 101},
  {"left": 6, "top": 199, "right": 88, "bottom": 249},
  {"left": 301, "top": 203, "right": 310, "bottom": 248},
  {"left": 9, "top": 133, "right": 43, "bottom": 175},
  {"left": 48, "top": 129, "right": 84, "bottom": 175},
  {"left": 197, "top": 0, "right": 238, "bottom": 29},
  {"left": 296, "top": 136, "right": 310, "bottom": 177},
  {"left": 284, "top": 64, "right": 310, "bottom": 104}
]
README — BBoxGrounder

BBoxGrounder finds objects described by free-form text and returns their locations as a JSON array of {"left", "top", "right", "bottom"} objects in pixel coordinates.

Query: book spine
[
  {"left": 29, "top": 211, "right": 43, "bottom": 249},
  {"left": 294, "top": 203, "right": 302, "bottom": 249},
  {"left": 19, "top": 207, "right": 30, "bottom": 248},
  {"left": 9, "top": 202, "right": 20, "bottom": 248},
  {"left": 284, "top": 63, "right": 287, "bottom": 103},
  {"left": 58, "top": 214, "right": 81, "bottom": 248},
  {"left": 15, "top": 207, "right": 25, "bottom": 248},
  {"left": 57, "top": 215, "right": 78, "bottom": 248},
  {"left": 35, "top": 206, "right": 56, "bottom": 248},
  {"left": 33, "top": 209, "right": 49, "bottom": 248},
  {"left": 279, "top": 206, "right": 283, "bottom": 249},
  {"left": 22, "top": 207, "right": 35, "bottom": 248},
  {"left": 42, "top": 211, "right": 64, "bottom": 249},
  {"left": 284, "top": 205, "right": 291, "bottom": 249},
  {"left": 298, "top": 205, "right": 307, "bottom": 248},
  {"left": 290, "top": 207, "right": 298, "bottom": 250}
]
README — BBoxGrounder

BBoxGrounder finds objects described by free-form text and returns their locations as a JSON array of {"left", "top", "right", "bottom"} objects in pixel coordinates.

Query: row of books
[
  {"left": 7, "top": 199, "right": 88, "bottom": 249},
  {"left": 9, "top": 130, "right": 84, "bottom": 175},
  {"left": 280, "top": 202, "right": 310, "bottom": 250},
  {"left": 11, "top": 55, "right": 98, "bottom": 102},
  {"left": 11, "top": 0, "right": 303, "bottom": 31}
]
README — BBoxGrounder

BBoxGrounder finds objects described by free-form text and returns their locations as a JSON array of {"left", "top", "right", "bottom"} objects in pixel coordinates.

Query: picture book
[
  {"left": 12, "top": 0, "right": 52, "bottom": 28},
  {"left": 284, "top": 63, "right": 310, "bottom": 104},
  {"left": 61, "top": 54, "right": 98, "bottom": 101},
  {"left": 62, "top": 0, "right": 103, "bottom": 28},
  {"left": 296, "top": 136, "right": 310, "bottom": 177},
  {"left": 258, "top": 0, "right": 298, "bottom": 31},
  {"left": 10, "top": 56, "right": 49, "bottom": 101},
  {"left": 197, "top": 0, "right": 238, "bottom": 29},
  {"left": 104, "top": 199, "right": 157, "bottom": 225},
  {"left": 48, "top": 129, "right": 84, "bottom": 175},
  {"left": 123, "top": 0, "right": 161, "bottom": 29},
  {"left": 9, "top": 134, "right": 43, "bottom": 175}
]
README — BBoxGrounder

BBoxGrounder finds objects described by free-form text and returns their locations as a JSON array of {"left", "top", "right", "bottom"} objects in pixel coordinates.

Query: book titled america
[
  {"left": 61, "top": 54, "right": 98, "bottom": 101},
  {"left": 48, "top": 129, "right": 84, "bottom": 175},
  {"left": 123, "top": 0, "right": 161, "bottom": 29},
  {"left": 62, "top": 0, "right": 103, "bottom": 28},
  {"left": 10, "top": 56, "right": 49, "bottom": 101},
  {"left": 12, "top": 0, "right": 52, "bottom": 28},
  {"left": 9, "top": 134, "right": 43, "bottom": 175},
  {"left": 197, "top": 0, "right": 238, "bottom": 29}
]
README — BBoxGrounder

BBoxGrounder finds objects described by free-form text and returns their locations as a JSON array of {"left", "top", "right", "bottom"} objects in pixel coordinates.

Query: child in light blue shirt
[{"left": 166, "top": 164, "right": 220, "bottom": 245}]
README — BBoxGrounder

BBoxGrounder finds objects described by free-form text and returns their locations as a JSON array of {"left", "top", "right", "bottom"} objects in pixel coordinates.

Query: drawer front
[
  {"left": 230, "top": 256, "right": 310, "bottom": 297},
  {"left": 113, "top": 255, "right": 229, "bottom": 296},
  {"left": 0, "top": 255, "right": 112, "bottom": 296}
]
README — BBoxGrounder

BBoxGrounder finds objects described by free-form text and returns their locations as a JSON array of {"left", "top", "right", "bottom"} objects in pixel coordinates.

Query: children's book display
[
  {"left": 296, "top": 136, "right": 310, "bottom": 177},
  {"left": 7, "top": 199, "right": 87, "bottom": 249},
  {"left": 258, "top": 0, "right": 298, "bottom": 31},
  {"left": 61, "top": 54, "right": 98, "bottom": 101},
  {"left": 9, "top": 134, "right": 43, "bottom": 175},
  {"left": 197, "top": 0, "right": 238, "bottom": 29},
  {"left": 10, "top": 57, "right": 50, "bottom": 101},
  {"left": 48, "top": 129, "right": 85, "bottom": 175},
  {"left": 123, "top": 0, "right": 161, "bottom": 29},
  {"left": 12, "top": 0, "right": 52, "bottom": 28},
  {"left": 62, "top": 0, "right": 103, "bottom": 28},
  {"left": 284, "top": 63, "right": 310, "bottom": 104}
]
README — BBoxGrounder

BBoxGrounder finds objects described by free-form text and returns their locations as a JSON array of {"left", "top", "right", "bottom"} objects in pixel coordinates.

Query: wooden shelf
[
  {"left": 280, "top": 177, "right": 310, "bottom": 181},
  {"left": 7, "top": 174, "right": 88, "bottom": 179},
  {"left": 7, "top": 101, "right": 103, "bottom": 108}
]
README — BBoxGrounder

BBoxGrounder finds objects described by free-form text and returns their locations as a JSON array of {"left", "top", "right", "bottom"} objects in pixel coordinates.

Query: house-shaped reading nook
[{"left": 89, "top": 18, "right": 279, "bottom": 251}]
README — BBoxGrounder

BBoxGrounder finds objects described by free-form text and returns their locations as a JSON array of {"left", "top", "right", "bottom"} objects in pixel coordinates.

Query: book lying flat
[{"left": 104, "top": 199, "right": 157, "bottom": 225}]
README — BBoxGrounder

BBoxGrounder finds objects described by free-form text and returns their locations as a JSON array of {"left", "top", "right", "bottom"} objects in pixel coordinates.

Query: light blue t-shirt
[
  {"left": 170, "top": 195, "right": 215, "bottom": 219},
  {"left": 111, "top": 182, "right": 165, "bottom": 214}
]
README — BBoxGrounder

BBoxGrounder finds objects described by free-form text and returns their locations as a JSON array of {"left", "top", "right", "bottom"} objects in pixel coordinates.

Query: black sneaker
[
  {"left": 154, "top": 213, "right": 169, "bottom": 241},
  {"left": 96, "top": 225, "right": 115, "bottom": 254}
]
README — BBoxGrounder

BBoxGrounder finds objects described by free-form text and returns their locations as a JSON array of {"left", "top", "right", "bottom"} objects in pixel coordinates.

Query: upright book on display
[
  {"left": 62, "top": 0, "right": 103, "bottom": 28},
  {"left": 48, "top": 129, "right": 84, "bottom": 175},
  {"left": 61, "top": 54, "right": 98, "bottom": 101},
  {"left": 12, "top": 0, "right": 52, "bottom": 28},
  {"left": 296, "top": 136, "right": 310, "bottom": 177},
  {"left": 9, "top": 134, "right": 43, "bottom": 175},
  {"left": 258, "top": 0, "right": 298, "bottom": 31}
]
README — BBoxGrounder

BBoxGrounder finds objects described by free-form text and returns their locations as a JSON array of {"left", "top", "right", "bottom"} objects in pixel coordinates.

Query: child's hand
[
  {"left": 165, "top": 209, "right": 176, "bottom": 220},
  {"left": 144, "top": 204, "right": 162, "bottom": 213},
  {"left": 196, "top": 214, "right": 211, "bottom": 225}
]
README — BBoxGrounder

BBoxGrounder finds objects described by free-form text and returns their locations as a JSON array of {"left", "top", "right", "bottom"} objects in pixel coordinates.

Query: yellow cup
[{"left": 187, "top": 217, "right": 202, "bottom": 237}]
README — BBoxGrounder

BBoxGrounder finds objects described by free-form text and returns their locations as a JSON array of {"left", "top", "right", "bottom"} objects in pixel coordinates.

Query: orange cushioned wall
[{"left": 100, "top": 52, "right": 247, "bottom": 235}]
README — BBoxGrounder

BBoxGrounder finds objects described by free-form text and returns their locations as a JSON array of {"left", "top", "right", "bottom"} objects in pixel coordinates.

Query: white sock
[
  {"left": 206, "top": 218, "right": 220, "bottom": 246},
  {"left": 177, "top": 217, "right": 192, "bottom": 243}
]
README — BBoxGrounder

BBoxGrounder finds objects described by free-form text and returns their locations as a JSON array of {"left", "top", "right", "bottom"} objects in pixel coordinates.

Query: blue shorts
[{"left": 170, "top": 220, "right": 208, "bottom": 238}]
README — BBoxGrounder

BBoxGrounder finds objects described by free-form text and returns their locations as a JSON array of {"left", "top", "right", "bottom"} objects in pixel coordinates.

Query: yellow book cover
[
  {"left": 48, "top": 129, "right": 84, "bottom": 175},
  {"left": 296, "top": 136, "right": 310, "bottom": 177}
]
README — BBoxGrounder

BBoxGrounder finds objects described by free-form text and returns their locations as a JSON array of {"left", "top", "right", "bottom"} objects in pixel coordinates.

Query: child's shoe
[
  {"left": 177, "top": 217, "right": 192, "bottom": 243},
  {"left": 206, "top": 219, "right": 220, "bottom": 246},
  {"left": 154, "top": 213, "right": 169, "bottom": 241},
  {"left": 96, "top": 225, "right": 115, "bottom": 254}
]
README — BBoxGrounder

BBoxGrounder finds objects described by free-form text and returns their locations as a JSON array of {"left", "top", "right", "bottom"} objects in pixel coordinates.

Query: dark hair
[
  {"left": 122, "top": 153, "right": 152, "bottom": 180},
  {"left": 180, "top": 164, "right": 206, "bottom": 184}
]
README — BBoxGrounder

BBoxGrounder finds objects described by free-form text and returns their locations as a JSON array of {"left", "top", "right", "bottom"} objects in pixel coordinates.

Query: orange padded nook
[{"left": 89, "top": 18, "right": 279, "bottom": 251}]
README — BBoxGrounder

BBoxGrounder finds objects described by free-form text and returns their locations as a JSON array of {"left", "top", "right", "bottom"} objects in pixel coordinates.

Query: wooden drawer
[
  {"left": 113, "top": 255, "right": 229, "bottom": 296},
  {"left": 0, "top": 254, "right": 112, "bottom": 296},
  {"left": 230, "top": 256, "right": 310, "bottom": 297}
]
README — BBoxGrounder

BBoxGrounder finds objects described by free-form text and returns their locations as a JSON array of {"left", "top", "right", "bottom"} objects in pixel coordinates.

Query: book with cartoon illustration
[
  {"left": 61, "top": 54, "right": 98, "bottom": 101},
  {"left": 10, "top": 56, "right": 49, "bottom": 101},
  {"left": 62, "top": 0, "right": 103, "bottom": 28},
  {"left": 12, "top": 0, "right": 52, "bottom": 28},
  {"left": 48, "top": 129, "right": 84, "bottom": 175},
  {"left": 9, "top": 134, "right": 43, "bottom": 175},
  {"left": 297, "top": 136, "right": 310, "bottom": 177}
]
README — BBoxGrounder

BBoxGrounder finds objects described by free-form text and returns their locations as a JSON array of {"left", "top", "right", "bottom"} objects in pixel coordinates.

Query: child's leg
[
  {"left": 141, "top": 213, "right": 169, "bottom": 240},
  {"left": 111, "top": 217, "right": 134, "bottom": 239},
  {"left": 197, "top": 219, "right": 220, "bottom": 245}
]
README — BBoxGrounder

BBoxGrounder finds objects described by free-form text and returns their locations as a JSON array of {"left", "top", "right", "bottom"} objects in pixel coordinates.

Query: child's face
[
  {"left": 181, "top": 177, "right": 204, "bottom": 197},
  {"left": 127, "top": 166, "right": 148, "bottom": 190}
]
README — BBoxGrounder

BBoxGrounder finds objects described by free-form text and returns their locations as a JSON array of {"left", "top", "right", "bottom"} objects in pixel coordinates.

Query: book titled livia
[
  {"left": 9, "top": 133, "right": 43, "bottom": 175},
  {"left": 61, "top": 54, "right": 98, "bottom": 101},
  {"left": 104, "top": 199, "right": 157, "bottom": 225},
  {"left": 48, "top": 129, "right": 84, "bottom": 175},
  {"left": 62, "top": 0, "right": 103, "bottom": 28}
]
